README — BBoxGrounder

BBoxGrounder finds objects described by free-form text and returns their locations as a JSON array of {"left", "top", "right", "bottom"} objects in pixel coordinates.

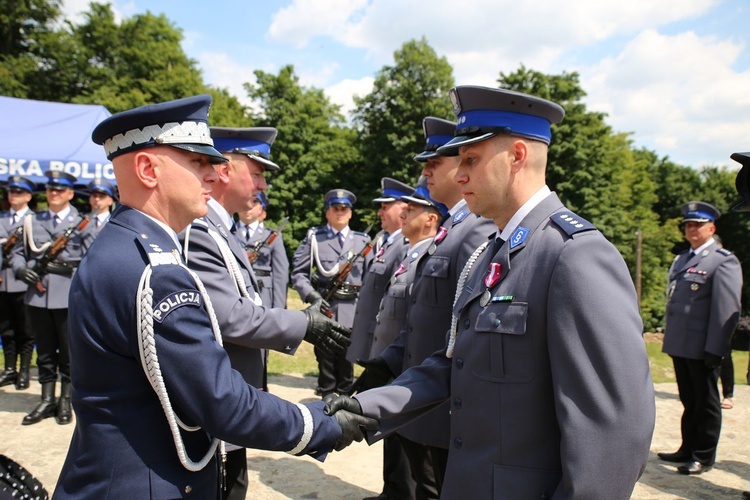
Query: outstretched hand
[{"left": 324, "top": 395, "right": 378, "bottom": 451}]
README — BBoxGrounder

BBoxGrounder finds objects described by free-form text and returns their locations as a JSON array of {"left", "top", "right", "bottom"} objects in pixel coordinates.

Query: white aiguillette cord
[{"left": 446, "top": 241, "right": 489, "bottom": 358}]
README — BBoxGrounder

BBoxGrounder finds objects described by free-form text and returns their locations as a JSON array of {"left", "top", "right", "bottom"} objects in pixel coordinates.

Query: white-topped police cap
[
  {"left": 5, "top": 175, "right": 36, "bottom": 193},
  {"left": 681, "top": 201, "right": 721, "bottom": 223},
  {"left": 210, "top": 127, "right": 280, "bottom": 172},
  {"left": 372, "top": 177, "right": 414, "bottom": 203},
  {"left": 413, "top": 117, "right": 456, "bottom": 162},
  {"left": 437, "top": 86, "right": 565, "bottom": 156},
  {"left": 88, "top": 177, "right": 119, "bottom": 200},
  {"left": 731, "top": 152, "right": 750, "bottom": 213},
  {"left": 325, "top": 189, "right": 356, "bottom": 208},
  {"left": 401, "top": 176, "right": 449, "bottom": 218},
  {"left": 91, "top": 94, "right": 228, "bottom": 165},
  {"left": 44, "top": 170, "right": 77, "bottom": 189}
]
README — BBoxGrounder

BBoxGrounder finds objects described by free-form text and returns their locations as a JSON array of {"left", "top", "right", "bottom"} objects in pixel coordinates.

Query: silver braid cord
[
  {"left": 206, "top": 228, "right": 262, "bottom": 305},
  {"left": 136, "top": 260, "right": 225, "bottom": 472},
  {"left": 23, "top": 215, "right": 52, "bottom": 253},
  {"left": 310, "top": 230, "right": 339, "bottom": 277},
  {"left": 446, "top": 241, "right": 490, "bottom": 358}
]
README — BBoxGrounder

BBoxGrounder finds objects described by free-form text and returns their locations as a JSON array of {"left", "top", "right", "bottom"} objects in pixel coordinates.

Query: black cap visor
[{"left": 170, "top": 144, "right": 229, "bottom": 165}]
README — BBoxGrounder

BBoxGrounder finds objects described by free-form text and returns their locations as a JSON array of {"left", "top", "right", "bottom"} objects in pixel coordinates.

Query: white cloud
[
  {"left": 267, "top": 0, "right": 369, "bottom": 49},
  {"left": 581, "top": 29, "right": 750, "bottom": 167},
  {"left": 196, "top": 52, "right": 268, "bottom": 107},
  {"left": 324, "top": 77, "right": 375, "bottom": 119},
  {"left": 61, "top": 0, "right": 134, "bottom": 25}
]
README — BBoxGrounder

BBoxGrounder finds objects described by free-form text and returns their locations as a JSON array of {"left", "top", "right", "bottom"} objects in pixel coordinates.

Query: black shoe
[
  {"left": 56, "top": 382, "right": 73, "bottom": 425},
  {"left": 15, "top": 369, "right": 29, "bottom": 390},
  {"left": 22, "top": 400, "right": 57, "bottom": 425},
  {"left": 0, "top": 368, "right": 17, "bottom": 387},
  {"left": 677, "top": 461, "right": 712, "bottom": 475},
  {"left": 657, "top": 451, "right": 691, "bottom": 463}
]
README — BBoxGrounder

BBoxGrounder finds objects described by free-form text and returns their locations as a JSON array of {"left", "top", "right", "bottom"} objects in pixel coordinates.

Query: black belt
[{"left": 254, "top": 270, "right": 272, "bottom": 277}]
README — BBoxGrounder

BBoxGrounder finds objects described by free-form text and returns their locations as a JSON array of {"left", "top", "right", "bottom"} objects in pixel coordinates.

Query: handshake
[{"left": 324, "top": 394, "right": 379, "bottom": 451}]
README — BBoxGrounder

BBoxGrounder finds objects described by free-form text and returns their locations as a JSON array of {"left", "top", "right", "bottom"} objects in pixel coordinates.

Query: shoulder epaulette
[
  {"left": 550, "top": 211, "right": 597, "bottom": 236},
  {"left": 353, "top": 231, "right": 369, "bottom": 238},
  {"left": 191, "top": 218, "right": 209, "bottom": 229},
  {"left": 717, "top": 247, "right": 733, "bottom": 256},
  {"left": 313, "top": 226, "right": 327, "bottom": 234}
]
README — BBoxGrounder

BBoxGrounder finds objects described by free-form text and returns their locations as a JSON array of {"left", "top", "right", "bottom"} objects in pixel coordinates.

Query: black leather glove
[
  {"left": 303, "top": 308, "right": 351, "bottom": 357},
  {"left": 15, "top": 267, "right": 40, "bottom": 286},
  {"left": 45, "top": 262, "right": 74, "bottom": 277},
  {"left": 324, "top": 395, "right": 379, "bottom": 451},
  {"left": 305, "top": 290, "right": 330, "bottom": 314},
  {"left": 350, "top": 357, "right": 394, "bottom": 394},
  {"left": 704, "top": 352, "right": 722, "bottom": 370}
]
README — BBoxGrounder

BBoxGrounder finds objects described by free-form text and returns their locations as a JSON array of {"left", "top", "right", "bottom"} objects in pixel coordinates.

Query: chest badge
[
  {"left": 428, "top": 226, "right": 449, "bottom": 255},
  {"left": 480, "top": 262, "right": 502, "bottom": 307}
]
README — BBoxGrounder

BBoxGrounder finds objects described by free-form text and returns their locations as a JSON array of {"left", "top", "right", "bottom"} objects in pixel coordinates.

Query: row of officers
[{"left": 9, "top": 87, "right": 741, "bottom": 499}]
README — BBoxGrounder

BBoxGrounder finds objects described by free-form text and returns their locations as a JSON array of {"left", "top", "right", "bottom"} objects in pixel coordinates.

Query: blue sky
[{"left": 64, "top": 0, "right": 750, "bottom": 170}]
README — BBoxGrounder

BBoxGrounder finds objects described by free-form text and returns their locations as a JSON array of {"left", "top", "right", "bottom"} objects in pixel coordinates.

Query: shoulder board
[
  {"left": 191, "top": 218, "right": 209, "bottom": 229},
  {"left": 313, "top": 226, "right": 327, "bottom": 234},
  {"left": 550, "top": 211, "right": 597, "bottom": 236},
  {"left": 717, "top": 247, "right": 733, "bottom": 256},
  {"left": 352, "top": 231, "right": 369, "bottom": 237}
]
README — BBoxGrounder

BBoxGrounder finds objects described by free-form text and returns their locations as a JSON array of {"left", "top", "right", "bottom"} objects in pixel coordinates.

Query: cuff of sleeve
[{"left": 287, "top": 403, "right": 314, "bottom": 455}]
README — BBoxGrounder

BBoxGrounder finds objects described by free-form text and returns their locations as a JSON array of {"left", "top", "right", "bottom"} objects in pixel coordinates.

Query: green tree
[
  {"left": 244, "top": 65, "right": 362, "bottom": 253},
  {"left": 352, "top": 37, "right": 455, "bottom": 222}
]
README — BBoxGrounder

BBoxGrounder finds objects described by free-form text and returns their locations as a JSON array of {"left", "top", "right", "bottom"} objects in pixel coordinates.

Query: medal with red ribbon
[
  {"left": 375, "top": 246, "right": 386, "bottom": 258},
  {"left": 480, "top": 262, "right": 502, "bottom": 307},
  {"left": 389, "top": 263, "right": 407, "bottom": 286},
  {"left": 427, "top": 226, "right": 449, "bottom": 255}
]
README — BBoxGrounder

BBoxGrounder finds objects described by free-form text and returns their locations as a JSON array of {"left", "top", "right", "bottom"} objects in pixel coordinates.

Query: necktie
[
  {"left": 337, "top": 232, "right": 345, "bottom": 249},
  {"left": 53, "top": 215, "right": 60, "bottom": 228},
  {"left": 246, "top": 225, "right": 253, "bottom": 241},
  {"left": 11, "top": 213, "right": 17, "bottom": 225}
]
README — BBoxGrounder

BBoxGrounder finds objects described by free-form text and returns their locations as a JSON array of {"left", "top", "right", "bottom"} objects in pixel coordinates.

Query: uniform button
[
  {"left": 456, "top": 358, "right": 464, "bottom": 369},
  {"left": 454, "top": 438, "right": 462, "bottom": 449},
  {"left": 493, "top": 318, "right": 502, "bottom": 327},
  {"left": 184, "top": 485, "right": 192, "bottom": 494},
  {"left": 453, "top": 398, "right": 462, "bottom": 409},
  {"left": 463, "top": 319, "right": 470, "bottom": 329}
]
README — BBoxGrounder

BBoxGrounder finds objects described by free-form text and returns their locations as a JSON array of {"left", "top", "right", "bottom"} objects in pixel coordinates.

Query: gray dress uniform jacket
[
  {"left": 356, "top": 193, "right": 655, "bottom": 499},
  {"left": 291, "top": 226, "right": 372, "bottom": 328},
  {"left": 181, "top": 205, "right": 307, "bottom": 389},
  {"left": 379, "top": 203, "right": 495, "bottom": 448},
  {"left": 10, "top": 207, "right": 85, "bottom": 309},
  {"left": 347, "top": 230, "right": 408, "bottom": 363},
  {"left": 370, "top": 238, "right": 431, "bottom": 359},
  {"left": 81, "top": 212, "right": 110, "bottom": 252},
  {"left": 663, "top": 241, "right": 742, "bottom": 358},
  {"left": 0, "top": 211, "right": 32, "bottom": 293},
  {"left": 237, "top": 222, "right": 290, "bottom": 309}
]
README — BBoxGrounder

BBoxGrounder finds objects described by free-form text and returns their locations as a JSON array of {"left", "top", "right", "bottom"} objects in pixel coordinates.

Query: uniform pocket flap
[
  {"left": 422, "top": 255, "right": 450, "bottom": 279},
  {"left": 475, "top": 302, "right": 527, "bottom": 335}
]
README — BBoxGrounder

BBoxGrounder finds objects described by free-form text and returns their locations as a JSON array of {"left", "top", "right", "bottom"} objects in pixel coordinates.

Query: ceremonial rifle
[
  {"left": 33, "top": 215, "right": 90, "bottom": 293},
  {"left": 246, "top": 217, "right": 289, "bottom": 264},
  {"left": 321, "top": 224, "right": 374, "bottom": 318}
]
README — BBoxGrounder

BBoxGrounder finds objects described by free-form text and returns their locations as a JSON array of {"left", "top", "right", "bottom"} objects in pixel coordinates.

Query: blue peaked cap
[
  {"left": 681, "top": 201, "right": 720, "bottom": 222},
  {"left": 210, "top": 127, "right": 280, "bottom": 172},
  {"left": 401, "top": 177, "right": 449, "bottom": 218},
  {"left": 414, "top": 117, "right": 456, "bottom": 162},
  {"left": 438, "top": 86, "right": 565, "bottom": 156},
  {"left": 325, "top": 188, "right": 356, "bottom": 208},
  {"left": 372, "top": 177, "right": 414, "bottom": 203},
  {"left": 44, "top": 170, "right": 77, "bottom": 189},
  {"left": 5, "top": 175, "right": 36, "bottom": 193}
]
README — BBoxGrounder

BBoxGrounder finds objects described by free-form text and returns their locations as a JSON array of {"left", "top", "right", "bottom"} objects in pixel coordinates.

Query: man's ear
[
  {"left": 133, "top": 151, "right": 158, "bottom": 189},
  {"left": 214, "top": 161, "right": 231, "bottom": 184},
  {"left": 510, "top": 139, "right": 528, "bottom": 174}
]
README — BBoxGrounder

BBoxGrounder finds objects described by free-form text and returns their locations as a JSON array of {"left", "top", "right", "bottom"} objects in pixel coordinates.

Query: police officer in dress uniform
[
  {"left": 236, "top": 191, "right": 289, "bottom": 309},
  {"left": 657, "top": 201, "right": 742, "bottom": 475},
  {"left": 0, "top": 176, "right": 35, "bottom": 390},
  {"left": 354, "top": 117, "right": 496, "bottom": 499},
  {"left": 730, "top": 151, "right": 750, "bottom": 500},
  {"left": 347, "top": 178, "right": 413, "bottom": 500},
  {"left": 180, "top": 126, "right": 352, "bottom": 500},
  {"left": 55, "top": 95, "right": 376, "bottom": 499},
  {"left": 81, "top": 178, "right": 117, "bottom": 251},
  {"left": 327, "top": 86, "right": 655, "bottom": 499},
  {"left": 10, "top": 170, "right": 86, "bottom": 426},
  {"left": 292, "top": 189, "right": 372, "bottom": 397}
]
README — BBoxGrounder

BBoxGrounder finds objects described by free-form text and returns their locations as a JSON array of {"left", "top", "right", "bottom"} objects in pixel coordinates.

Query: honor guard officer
[
  {"left": 55, "top": 96, "right": 376, "bottom": 499},
  {"left": 347, "top": 177, "right": 412, "bottom": 365},
  {"left": 180, "top": 126, "right": 353, "bottom": 500},
  {"left": 0, "top": 176, "right": 36, "bottom": 390},
  {"left": 658, "top": 201, "right": 742, "bottom": 475},
  {"left": 355, "top": 117, "right": 496, "bottom": 498},
  {"left": 10, "top": 170, "right": 86, "bottom": 426},
  {"left": 81, "top": 177, "right": 117, "bottom": 251},
  {"left": 236, "top": 191, "right": 290, "bottom": 309},
  {"left": 327, "top": 86, "right": 655, "bottom": 499},
  {"left": 292, "top": 189, "right": 372, "bottom": 397}
]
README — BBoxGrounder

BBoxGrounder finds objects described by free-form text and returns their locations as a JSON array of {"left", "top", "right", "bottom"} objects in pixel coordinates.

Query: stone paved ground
[{"left": 1, "top": 372, "right": 748, "bottom": 499}]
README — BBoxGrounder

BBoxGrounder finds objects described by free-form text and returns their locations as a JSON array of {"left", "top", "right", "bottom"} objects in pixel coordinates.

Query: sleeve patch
[
  {"left": 153, "top": 290, "right": 202, "bottom": 323},
  {"left": 550, "top": 211, "right": 596, "bottom": 236}
]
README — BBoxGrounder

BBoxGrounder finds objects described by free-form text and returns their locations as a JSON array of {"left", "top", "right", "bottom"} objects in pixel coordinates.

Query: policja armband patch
[{"left": 153, "top": 290, "right": 202, "bottom": 323}]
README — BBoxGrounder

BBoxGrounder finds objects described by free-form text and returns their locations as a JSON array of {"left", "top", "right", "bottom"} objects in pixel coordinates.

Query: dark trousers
[
  {"left": 396, "top": 434, "right": 446, "bottom": 500},
  {"left": 381, "top": 434, "right": 417, "bottom": 500},
  {"left": 719, "top": 354, "right": 734, "bottom": 398},
  {"left": 314, "top": 346, "right": 353, "bottom": 395},
  {"left": 672, "top": 355, "right": 722, "bottom": 465},
  {"left": 0, "top": 292, "right": 34, "bottom": 369},
  {"left": 222, "top": 448, "right": 248, "bottom": 500},
  {"left": 28, "top": 306, "right": 69, "bottom": 384}
]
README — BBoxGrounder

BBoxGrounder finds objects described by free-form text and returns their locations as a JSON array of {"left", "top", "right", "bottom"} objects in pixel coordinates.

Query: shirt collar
[
  {"left": 248, "top": 220, "right": 261, "bottom": 232},
  {"left": 498, "top": 186, "right": 552, "bottom": 242},
  {"left": 11, "top": 207, "right": 29, "bottom": 218},
  {"left": 141, "top": 211, "right": 182, "bottom": 250},
  {"left": 409, "top": 235, "right": 433, "bottom": 251},
  {"left": 50, "top": 206, "right": 71, "bottom": 222},
  {"left": 448, "top": 199, "right": 468, "bottom": 217},
  {"left": 386, "top": 228, "right": 403, "bottom": 244},
  {"left": 208, "top": 197, "right": 234, "bottom": 230},
  {"left": 691, "top": 238, "right": 715, "bottom": 256},
  {"left": 328, "top": 225, "right": 350, "bottom": 239}
]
